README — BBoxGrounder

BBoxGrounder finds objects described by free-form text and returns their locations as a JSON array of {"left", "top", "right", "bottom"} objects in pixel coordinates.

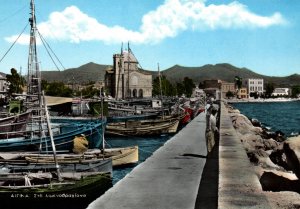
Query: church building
[{"left": 105, "top": 47, "right": 152, "bottom": 99}]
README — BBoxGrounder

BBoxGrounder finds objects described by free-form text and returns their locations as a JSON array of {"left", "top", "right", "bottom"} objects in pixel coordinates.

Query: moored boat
[
  {"left": 0, "top": 119, "right": 104, "bottom": 152},
  {"left": 0, "top": 152, "right": 112, "bottom": 174},
  {"left": 86, "top": 146, "right": 139, "bottom": 167},
  {"left": 0, "top": 171, "right": 112, "bottom": 209},
  {"left": 105, "top": 116, "right": 180, "bottom": 136}
]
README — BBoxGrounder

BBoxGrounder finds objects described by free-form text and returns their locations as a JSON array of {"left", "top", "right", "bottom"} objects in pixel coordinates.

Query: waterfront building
[
  {"left": 0, "top": 73, "right": 8, "bottom": 98},
  {"left": 105, "top": 47, "right": 152, "bottom": 99},
  {"left": 221, "top": 82, "right": 235, "bottom": 99},
  {"left": 246, "top": 78, "right": 264, "bottom": 97},
  {"left": 203, "top": 80, "right": 222, "bottom": 100},
  {"left": 203, "top": 79, "right": 222, "bottom": 89},
  {"left": 271, "top": 88, "right": 290, "bottom": 97},
  {"left": 237, "top": 88, "right": 248, "bottom": 99},
  {"left": 191, "top": 87, "right": 205, "bottom": 98}
]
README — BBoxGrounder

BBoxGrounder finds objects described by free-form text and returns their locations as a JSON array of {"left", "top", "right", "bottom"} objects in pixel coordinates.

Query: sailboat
[
  {"left": 0, "top": 0, "right": 105, "bottom": 152},
  {"left": 0, "top": 3, "right": 113, "bottom": 205},
  {"left": 0, "top": 93, "right": 112, "bottom": 206}
]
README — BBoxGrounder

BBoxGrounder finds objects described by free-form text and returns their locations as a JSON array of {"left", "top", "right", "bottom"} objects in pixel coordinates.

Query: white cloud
[
  {"left": 4, "top": 34, "right": 42, "bottom": 45},
  {"left": 5, "top": 0, "right": 287, "bottom": 45}
]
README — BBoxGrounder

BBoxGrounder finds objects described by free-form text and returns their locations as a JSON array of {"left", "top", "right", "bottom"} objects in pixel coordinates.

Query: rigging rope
[
  {"left": 128, "top": 46, "right": 144, "bottom": 71},
  {"left": 0, "top": 23, "right": 29, "bottom": 65},
  {"left": 0, "top": 4, "right": 27, "bottom": 25},
  {"left": 37, "top": 30, "right": 66, "bottom": 71}
]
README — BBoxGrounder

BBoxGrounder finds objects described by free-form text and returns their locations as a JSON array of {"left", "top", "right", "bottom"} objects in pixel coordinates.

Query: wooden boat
[
  {"left": 85, "top": 146, "right": 139, "bottom": 167},
  {"left": 0, "top": 0, "right": 106, "bottom": 152},
  {"left": 0, "top": 152, "right": 112, "bottom": 174},
  {"left": 106, "top": 146, "right": 139, "bottom": 167},
  {"left": 0, "top": 112, "right": 31, "bottom": 134},
  {"left": 0, "top": 119, "right": 104, "bottom": 152},
  {"left": 105, "top": 116, "right": 180, "bottom": 136},
  {"left": 0, "top": 171, "right": 112, "bottom": 209},
  {"left": 0, "top": 3, "right": 113, "bottom": 208},
  {"left": 0, "top": 145, "right": 137, "bottom": 170}
]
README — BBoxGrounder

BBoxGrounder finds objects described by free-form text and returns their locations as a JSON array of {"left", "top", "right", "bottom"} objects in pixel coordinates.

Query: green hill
[
  {"left": 40, "top": 62, "right": 300, "bottom": 87},
  {"left": 148, "top": 63, "right": 300, "bottom": 87},
  {"left": 41, "top": 62, "right": 109, "bottom": 84}
]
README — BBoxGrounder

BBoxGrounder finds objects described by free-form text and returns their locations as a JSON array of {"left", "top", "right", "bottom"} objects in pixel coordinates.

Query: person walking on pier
[{"left": 206, "top": 104, "right": 218, "bottom": 155}]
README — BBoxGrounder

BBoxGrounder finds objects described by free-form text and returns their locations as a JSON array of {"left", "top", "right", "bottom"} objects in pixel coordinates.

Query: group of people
[{"left": 205, "top": 97, "right": 219, "bottom": 155}]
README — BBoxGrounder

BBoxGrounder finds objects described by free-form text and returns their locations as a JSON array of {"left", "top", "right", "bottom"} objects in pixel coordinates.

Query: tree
[
  {"left": 6, "top": 68, "right": 25, "bottom": 97},
  {"left": 291, "top": 85, "right": 300, "bottom": 98},
  {"left": 250, "top": 92, "right": 259, "bottom": 99},
  {"left": 182, "top": 77, "right": 195, "bottom": 97},
  {"left": 152, "top": 76, "right": 161, "bottom": 96},
  {"left": 81, "top": 85, "right": 99, "bottom": 98},
  {"left": 265, "top": 83, "right": 275, "bottom": 98},
  {"left": 234, "top": 76, "right": 242, "bottom": 90},
  {"left": 226, "top": 91, "right": 234, "bottom": 99},
  {"left": 198, "top": 82, "right": 204, "bottom": 89},
  {"left": 43, "top": 81, "right": 73, "bottom": 97},
  {"left": 176, "top": 82, "right": 185, "bottom": 97},
  {"left": 152, "top": 75, "right": 176, "bottom": 97}
]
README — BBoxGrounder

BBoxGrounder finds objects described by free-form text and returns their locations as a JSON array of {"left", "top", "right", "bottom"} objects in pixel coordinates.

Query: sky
[{"left": 0, "top": 0, "right": 299, "bottom": 77}]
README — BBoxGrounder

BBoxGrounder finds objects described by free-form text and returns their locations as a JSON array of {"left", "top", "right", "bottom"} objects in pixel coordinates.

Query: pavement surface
[{"left": 218, "top": 102, "right": 271, "bottom": 209}]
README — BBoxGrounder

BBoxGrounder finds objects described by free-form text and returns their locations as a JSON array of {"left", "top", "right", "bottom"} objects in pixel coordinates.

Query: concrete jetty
[
  {"left": 88, "top": 102, "right": 271, "bottom": 209},
  {"left": 218, "top": 102, "right": 271, "bottom": 209}
]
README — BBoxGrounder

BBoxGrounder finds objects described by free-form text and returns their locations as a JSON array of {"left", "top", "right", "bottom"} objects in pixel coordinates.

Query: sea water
[
  {"left": 231, "top": 100, "right": 300, "bottom": 137},
  {"left": 105, "top": 134, "right": 172, "bottom": 184}
]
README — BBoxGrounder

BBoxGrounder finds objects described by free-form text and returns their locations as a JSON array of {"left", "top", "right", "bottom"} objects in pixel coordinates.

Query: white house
[
  {"left": 272, "top": 88, "right": 289, "bottom": 97},
  {"left": 0, "top": 73, "right": 8, "bottom": 98},
  {"left": 192, "top": 87, "right": 205, "bottom": 98},
  {"left": 247, "top": 78, "right": 264, "bottom": 97}
]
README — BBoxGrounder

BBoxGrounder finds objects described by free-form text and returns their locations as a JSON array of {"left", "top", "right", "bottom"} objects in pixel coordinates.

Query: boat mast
[
  {"left": 127, "top": 42, "right": 130, "bottom": 99},
  {"left": 158, "top": 63, "right": 164, "bottom": 118},
  {"left": 101, "top": 88, "right": 105, "bottom": 153},
  {"left": 26, "top": 0, "right": 42, "bottom": 119},
  {"left": 116, "top": 43, "right": 123, "bottom": 99},
  {"left": 121, "top": 44, "right": 125, "bottom": 99}
]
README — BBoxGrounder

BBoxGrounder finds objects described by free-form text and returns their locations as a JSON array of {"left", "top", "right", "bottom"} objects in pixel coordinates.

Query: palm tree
[{"left": 234, "top": 76, "right": 242, "bottom": 98}]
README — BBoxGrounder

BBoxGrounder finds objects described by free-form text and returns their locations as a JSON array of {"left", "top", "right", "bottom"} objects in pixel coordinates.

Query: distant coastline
[{"left": 227, "top": 97, "right": 300, "bottom": 103}]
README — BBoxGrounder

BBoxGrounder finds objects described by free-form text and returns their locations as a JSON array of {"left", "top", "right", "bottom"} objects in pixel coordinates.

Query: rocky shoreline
[{"left": 226, "top": 103, "right": 300, "bottom": 209}]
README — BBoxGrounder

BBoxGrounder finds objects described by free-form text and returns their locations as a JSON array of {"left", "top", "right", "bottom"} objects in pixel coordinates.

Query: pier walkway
[{"left": 88, "top": 102, "right": 271, "bottom": 209}]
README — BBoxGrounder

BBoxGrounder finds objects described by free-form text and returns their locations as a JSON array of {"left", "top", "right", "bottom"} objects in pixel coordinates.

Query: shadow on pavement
[{"left": 194, "top": 137, "right": 219, "bottom": 209}]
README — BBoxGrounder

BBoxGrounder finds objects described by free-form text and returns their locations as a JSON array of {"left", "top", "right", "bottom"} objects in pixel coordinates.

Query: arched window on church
[
  {"left": 139, "top": 89, "right": 143, "bottom": 98},
  {"left": 133, "top": 89, "right": 137, "bottom": 98}
]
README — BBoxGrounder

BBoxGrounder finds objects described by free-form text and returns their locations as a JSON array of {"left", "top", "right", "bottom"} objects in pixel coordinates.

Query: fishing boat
[
  {"left": 105, "top": 116, "right": 180, "bottom": 136},
  {"left": 0, "top": 111, "right": 31, "bottom": 134},
  {"left": 0, "top": 152, "right": 113, "bottom": 174},
  {"left": 0, "top": 119, "right": 103, "bottom": 151},
  {"left": 0, "top": 0, "right": 105, "bottom": 152},
  {"left": 0, "top": 171, "right": 112, "bottom": 209},
  {"left": 0, "top": 3, "right": 113, "bottom": 208},
  {"left": 85, "top": 146, "right": 139, "bottom": 167}
]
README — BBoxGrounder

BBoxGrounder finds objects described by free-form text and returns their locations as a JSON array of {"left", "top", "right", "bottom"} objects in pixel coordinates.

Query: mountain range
[{"left": 40, "top": 62, "right": 300, "bottom": 87}]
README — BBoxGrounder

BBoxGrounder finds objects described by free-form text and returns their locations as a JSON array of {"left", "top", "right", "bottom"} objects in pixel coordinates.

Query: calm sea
[
  {"left": 231, "top": 101, "right": 300, "bottom": 137},
  {"left": 105, "top": 134, "right": 173, "bottom": 184}
]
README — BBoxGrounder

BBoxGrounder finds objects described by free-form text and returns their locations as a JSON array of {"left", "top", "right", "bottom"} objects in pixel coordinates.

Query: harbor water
[
  {"left": 105, "top": 134, "right": 173, "bottom": 184},
  {"left": 231, "top": 100, "right": 300, "bottom": 136}
]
